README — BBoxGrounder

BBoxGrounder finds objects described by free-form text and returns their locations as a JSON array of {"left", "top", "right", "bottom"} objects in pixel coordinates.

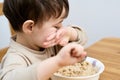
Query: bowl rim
[{"left": 53, "top": 57, "right": 105, "bottom": 79}]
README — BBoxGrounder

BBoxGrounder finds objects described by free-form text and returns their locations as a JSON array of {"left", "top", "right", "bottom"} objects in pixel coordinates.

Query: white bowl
[{"left": 51, "top": 57, "right": 104, "bottom": 80}]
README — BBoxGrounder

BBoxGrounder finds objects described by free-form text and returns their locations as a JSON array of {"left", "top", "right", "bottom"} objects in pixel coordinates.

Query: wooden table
[
  {"left": 0, "top": 3, "right": 3, "bottom": 15},
  {"left": 85, "top": 37, "right": 120, "bottom": 80}
]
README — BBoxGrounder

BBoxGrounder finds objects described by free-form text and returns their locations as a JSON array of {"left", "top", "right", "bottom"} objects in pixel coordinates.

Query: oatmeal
[{"left": 56, "top": 61, "right": 98, "bottom": 77}]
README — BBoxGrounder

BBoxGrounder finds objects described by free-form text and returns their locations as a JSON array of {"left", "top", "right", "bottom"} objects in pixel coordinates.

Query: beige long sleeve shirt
[{"left": 0, "top": 26, "right": 87, "bottom": 80}]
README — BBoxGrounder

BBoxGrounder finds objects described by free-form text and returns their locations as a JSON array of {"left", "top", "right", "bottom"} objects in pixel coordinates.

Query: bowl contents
[
  {"left": 56, "top": 61, "right": 98, "bottom": 77},
  {"left": 52, "top": 57, "right": 104, "bottom": 80}
]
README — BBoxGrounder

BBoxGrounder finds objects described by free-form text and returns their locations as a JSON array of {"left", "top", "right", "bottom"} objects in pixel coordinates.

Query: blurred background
[{"left": 0, "top": 0, "right": 120, "bottom": 48}]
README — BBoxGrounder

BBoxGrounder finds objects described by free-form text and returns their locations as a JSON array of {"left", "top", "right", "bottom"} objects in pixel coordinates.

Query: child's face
[
  {"left": 32, "top": 18, "right": 63, "bottom": 47},
  {"left": 30, "top": 9, "right": 66, "bottom": 49}
]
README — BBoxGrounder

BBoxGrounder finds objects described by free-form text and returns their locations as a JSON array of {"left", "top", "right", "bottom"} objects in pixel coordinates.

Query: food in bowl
[
  {"left": 55, "top": 61, "right": 98, "bottom": 77},
  {"left": 51, "top": 57, "right": 104, "bottom": 80}
]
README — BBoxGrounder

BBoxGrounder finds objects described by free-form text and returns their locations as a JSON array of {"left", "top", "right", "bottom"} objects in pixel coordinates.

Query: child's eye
[{"left": 54, "top": 26, "right": 59, "bottom": 29}]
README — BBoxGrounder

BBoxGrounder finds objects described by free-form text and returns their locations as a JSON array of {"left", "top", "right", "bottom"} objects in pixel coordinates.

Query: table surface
[
  {"left": 85, "top": 37, "right": 120, "bottom": 80},
  {"left": 0, "top": 3, "right": 3, "bottom": 15}
]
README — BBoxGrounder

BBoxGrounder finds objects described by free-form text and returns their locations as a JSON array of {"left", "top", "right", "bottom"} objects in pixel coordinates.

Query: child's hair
[{"left": 3, "top": 0, "right": 69, "bottom": 32}]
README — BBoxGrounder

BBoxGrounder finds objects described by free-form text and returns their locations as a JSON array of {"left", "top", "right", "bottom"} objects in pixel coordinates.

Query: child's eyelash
[{"left": 54, "top": 26, "right": 59, "bottom": 29}]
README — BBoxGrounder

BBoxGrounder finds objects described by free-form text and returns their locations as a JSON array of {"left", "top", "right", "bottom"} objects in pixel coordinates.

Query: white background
[{"left": 0, "top": 0, "right": 120, "bottom": 48}]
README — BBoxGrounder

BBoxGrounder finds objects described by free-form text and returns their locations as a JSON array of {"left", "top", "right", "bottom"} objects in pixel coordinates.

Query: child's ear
[{"left": 22, "top": 20, "right": 34, "bottom": 34}]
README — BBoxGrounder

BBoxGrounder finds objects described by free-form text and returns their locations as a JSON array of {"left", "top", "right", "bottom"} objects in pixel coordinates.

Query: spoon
[{"left": 92, "top": 60, "right": 96, "bottom": 67}]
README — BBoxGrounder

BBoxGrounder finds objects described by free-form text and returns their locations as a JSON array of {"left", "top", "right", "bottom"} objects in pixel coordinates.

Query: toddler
[{"left": 0, "top": 0, "right": 87, "bottom": 80}]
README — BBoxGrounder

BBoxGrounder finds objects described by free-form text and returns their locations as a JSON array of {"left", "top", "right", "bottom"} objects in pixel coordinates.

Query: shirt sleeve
[
  {"left": 0, "top": 53, "right": 38, "bottom": 80},
  {"left": 71, "top": 25, "right": 88, "bottom": 46},
  {"left": 54, "top": 25, "right": 88, "bottom": 55}
]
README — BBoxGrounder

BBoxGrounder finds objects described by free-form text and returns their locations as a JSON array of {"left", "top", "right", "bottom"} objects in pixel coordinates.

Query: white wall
[
  {"left": 0, "top": 0, "right": 120, "bottom": 48},
  {"left": 0, "top": 0, "right": 3, "bottom": 3},
  {"left": 64, "top": 0, "right": 120, "bottom": 47},
  {"left": 0, "top": 16, "right": 11, "bottom": 48}
]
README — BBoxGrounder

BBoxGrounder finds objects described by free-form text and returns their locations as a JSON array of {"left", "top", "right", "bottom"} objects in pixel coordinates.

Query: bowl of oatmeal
[{"left": 51, "top": 57, "right": 104, "bottom": 80}]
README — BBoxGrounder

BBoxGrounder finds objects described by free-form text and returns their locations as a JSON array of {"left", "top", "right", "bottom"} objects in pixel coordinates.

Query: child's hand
[
  {"left": 55, "top": 42, "right": 87, "bottom": 67},
  {"left": 55, "top": 27, "right": 78, "bottom": 46},
  {"left": 43, "top": 27, "right": 75, "bottom": 48},
  {"left": 55, "top": 27, "right": 70, "bottom": 46}
]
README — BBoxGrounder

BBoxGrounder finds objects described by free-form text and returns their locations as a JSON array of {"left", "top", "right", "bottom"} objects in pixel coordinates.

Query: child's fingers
[
  {"left": 56, "top": 28, "right": 65, "bottom": 39},
  {"left": 70, "top": 46, "right": 87, "bottom": 62},
  {"left": 43, "top": 39, "right": 57, "bottom": 47},
  {"left": 58, "top": 38, "right": 69, "bottom": 46},
  {"left": 76, "top": 52, "right": 87, "bottom": 62},
  {"left": 46, "top": 33, "right": 56, "bottom": 41}
]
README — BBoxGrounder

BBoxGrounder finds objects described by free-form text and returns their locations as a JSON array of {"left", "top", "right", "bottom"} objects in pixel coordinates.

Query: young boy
[{"left": 0, "top": 0, "right": 87, "bottom": 80}]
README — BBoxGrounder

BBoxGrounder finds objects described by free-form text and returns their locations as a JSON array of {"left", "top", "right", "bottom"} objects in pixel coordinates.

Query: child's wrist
[
  {"left": 54, "top": 56, "right": 65, "bottom": 68},
  {"left": 54, "top": 55, "right": 66, "bottom": 68},
  {"left": 68, "top": 27, "right": 78, "bottom": 41}
]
